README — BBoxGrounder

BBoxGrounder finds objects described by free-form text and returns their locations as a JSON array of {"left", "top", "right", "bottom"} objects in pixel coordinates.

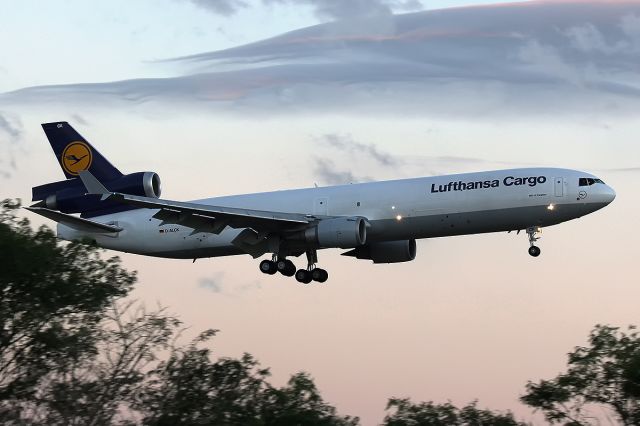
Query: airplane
[{"left": 27, "top": 122, "right": 616, "bottom": 284}]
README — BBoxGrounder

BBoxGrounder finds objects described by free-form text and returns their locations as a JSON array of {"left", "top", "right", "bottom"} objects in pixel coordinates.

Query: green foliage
[
  {"left": 261, "top": 372, "right": 359, "bottom": 426},
  {"left": 33, "top": 302, "right": 184, "bottom": 425},
  {"left": 0, "top": 199, "right": 136, "bottom": 421},
  {"left": 382, "top": 398, "right": 528, "bottom": 426},
  {"left": 520, "top": 324, "right": 640, "bottom": 425},
  {"left": 138, "top": 331, "right": 359, "bottom": 425}
]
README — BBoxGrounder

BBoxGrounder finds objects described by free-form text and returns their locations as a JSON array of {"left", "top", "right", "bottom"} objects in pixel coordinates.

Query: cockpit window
[{"left": 579, "top": 178, "right": 605, "bottom": 186}]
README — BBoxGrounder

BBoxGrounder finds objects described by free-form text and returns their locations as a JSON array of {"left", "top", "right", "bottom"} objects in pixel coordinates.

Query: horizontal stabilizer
[
  {"left": 79, "top": 170, "right": 110, "bottom": 197},
  {"left": 25, "top": 207, "right": 122, "bottom": 234}
]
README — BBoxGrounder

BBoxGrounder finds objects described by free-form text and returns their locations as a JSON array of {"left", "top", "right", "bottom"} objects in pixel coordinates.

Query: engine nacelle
[
  {"left": 343, "top": 239, "right": 417, "bottom": 263},
  {"left": 111, "top": 172, "right": 162, "bottom": 198},
  {"left": 304, "top": 217, "right": 367, "bottom": 248}
]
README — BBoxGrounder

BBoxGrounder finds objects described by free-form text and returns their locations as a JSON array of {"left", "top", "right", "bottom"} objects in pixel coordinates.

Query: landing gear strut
[{"left": 526, "top": 227, "right": 542, "bottom": 257}]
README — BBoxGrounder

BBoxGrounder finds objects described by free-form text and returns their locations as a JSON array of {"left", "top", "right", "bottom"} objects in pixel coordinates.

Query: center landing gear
[
  {"left": 259, "top": 251, "right": 329, "bottom": 283},
  {"left": 295, "top": 268, "right": 328, "bottom": 284},
  {"left": 526, "top": 226, "right": 542, "bottom": 257}
]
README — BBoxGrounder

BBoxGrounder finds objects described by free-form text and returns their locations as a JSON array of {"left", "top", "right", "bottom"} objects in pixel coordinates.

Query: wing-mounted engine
[
  {"left": 302, "top": 217, "right": 367, "bottom": 248},
  {"left": 32, "top": 171, "right": 161, "bottom": 214},
  {"left": 342, "top": 239, "right": 417, "bottom": 263}
]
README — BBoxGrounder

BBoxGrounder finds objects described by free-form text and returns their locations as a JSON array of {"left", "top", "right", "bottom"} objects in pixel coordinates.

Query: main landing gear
[
  {"left": 259, "top": 250, "right": 329, "bottom": 284},
  {"left": 295, "top": 267, "right": 328, "bottom": 284},
  {"left": 259, "top": 257, "right": 295, "bottom": 276},
  {"left": 526, "top": 226, "right": 542, "bottom": 257}
]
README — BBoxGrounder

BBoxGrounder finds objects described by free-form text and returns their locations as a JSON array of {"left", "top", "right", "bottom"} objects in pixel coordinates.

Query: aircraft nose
[{"left": 605, "top": 185, "right": 616, "bottom": 204}]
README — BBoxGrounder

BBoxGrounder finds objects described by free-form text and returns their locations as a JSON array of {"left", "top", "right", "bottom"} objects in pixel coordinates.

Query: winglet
[{"left": 78, "top": 170, "right": 111, "bottom": 200}]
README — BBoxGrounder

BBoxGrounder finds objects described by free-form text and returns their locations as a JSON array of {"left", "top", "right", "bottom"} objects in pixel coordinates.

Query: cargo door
[{"left": 554, "top": 177, "right": 564, "bottom": 197}]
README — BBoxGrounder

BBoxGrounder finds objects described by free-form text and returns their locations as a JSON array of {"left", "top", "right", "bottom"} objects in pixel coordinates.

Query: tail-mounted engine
[{"left": 32, "top": 171, "right": 161, "bottom": 214}]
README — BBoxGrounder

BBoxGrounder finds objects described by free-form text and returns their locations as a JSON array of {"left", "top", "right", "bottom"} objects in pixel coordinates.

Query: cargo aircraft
[{"left": 27, "top": 122, "right": 616, "bottom": 283}]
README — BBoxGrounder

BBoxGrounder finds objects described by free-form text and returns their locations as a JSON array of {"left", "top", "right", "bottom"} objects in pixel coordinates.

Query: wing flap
[{"left": 231, "top": 229, "right": 269, "bottom": 258}]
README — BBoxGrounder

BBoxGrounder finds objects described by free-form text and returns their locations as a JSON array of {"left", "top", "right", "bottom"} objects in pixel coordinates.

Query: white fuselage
[{"left": 58, "top": 168, "right": 616, "bottom": 259}]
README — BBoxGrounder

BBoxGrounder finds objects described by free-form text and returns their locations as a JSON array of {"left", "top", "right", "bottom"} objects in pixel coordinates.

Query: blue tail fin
[{"left": 41, "top": 122, "right": 123, "bottom": 181}]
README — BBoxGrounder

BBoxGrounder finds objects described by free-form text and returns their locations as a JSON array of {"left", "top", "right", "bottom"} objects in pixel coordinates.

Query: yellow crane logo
[{"left": 61, "top": 141, "right": 92, "bottom": 175}]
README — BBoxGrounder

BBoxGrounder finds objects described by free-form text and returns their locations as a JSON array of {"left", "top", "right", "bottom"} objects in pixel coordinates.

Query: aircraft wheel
[
  {"left": 277, "top": 259, "right": 296, "bottom": 277},
  {"left": 260, "top": 260, "right": 277, "bottom": 275},
  {"left": 528, "top": 246, "right": 541, "bottom": 257},
  {"left": 280, "top": 260, "right": 296, "bottom": 277},
  {"left": 312, "top": 268, "right": 328, "bottom": 283},
  {"left": 284, "top": 263, "right": 296, "bottom": 277},
  {"left": 295, "top": 269, "right": 312, "bottom": 284}
]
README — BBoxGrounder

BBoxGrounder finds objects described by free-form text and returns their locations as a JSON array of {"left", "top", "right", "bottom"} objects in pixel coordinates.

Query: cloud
[
  {"left": 311, "top": 132, "right": 526, "bottom": 184},
  {"left": 70, "top": 113, "right": 89, "bottom": 126},
  {"left": 264, "top": 0, "right": 424, "bottom": 21},
  {"left": 0, "top": 113, "right": 22, "bottom": 140},
  {"left": 313, "top": 157, "right": 363, "bottom": 185},
  {"left": 599, "top": 166, "right": 640, "bottom": 173},
  {"left": 4, "top": 1, "right": 640, "bottom": 118},
  {"left": 198, "top": 272, "right": 262, "bottom": 295},
  {"left": 198, "top": 273, "right": 225, "bottom": 292},
  {"left": 0, "top": 113, "right": 23, "bottom": 179},
  {"left": 563, "top": 15, "right": 640, "bottom": 55},
  {"left": 178, "top": 0, "right": 424, "bottom": 21},
  {"left": 320, "top": 133, "right": 400, "bottom": 167},
  {"left": 312, "top": 133, "right": 402, "bottom": 184},
  {"left": 180, "top": 0, "right": 249, "bottom": 16}
]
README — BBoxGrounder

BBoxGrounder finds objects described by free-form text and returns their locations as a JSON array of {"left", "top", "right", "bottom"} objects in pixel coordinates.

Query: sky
[{"left": 1, "top": 0, "right": 640, "bottom": 424}]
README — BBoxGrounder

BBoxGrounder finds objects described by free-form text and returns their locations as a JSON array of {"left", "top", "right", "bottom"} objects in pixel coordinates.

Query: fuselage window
[{"left": 579, "top": 178, "right": 604, "bottom": 187}]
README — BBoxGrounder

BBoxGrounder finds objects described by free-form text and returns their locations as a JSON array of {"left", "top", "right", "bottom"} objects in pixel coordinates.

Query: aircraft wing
[
  {"left": 108, "top": 192, "right": 312, "bottom": 232},
  {"left": 78, "top": 171, "right": 314, "bottom": 236}
]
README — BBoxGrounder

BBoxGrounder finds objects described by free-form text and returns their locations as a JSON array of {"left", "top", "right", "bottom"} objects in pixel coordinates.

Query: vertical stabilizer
[{"left": 41, "top": 122, "right": 123, "bottom": 181}]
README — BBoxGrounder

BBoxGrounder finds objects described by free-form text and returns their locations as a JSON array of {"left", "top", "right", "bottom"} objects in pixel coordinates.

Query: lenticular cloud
[{"left": 5, "top": 1, "right": 640, "bottom": 117}]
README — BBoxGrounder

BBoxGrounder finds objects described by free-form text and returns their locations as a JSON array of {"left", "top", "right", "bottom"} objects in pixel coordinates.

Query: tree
[
  {"left": 521, "top": 324, "right": 640, "bottom": 425},
  {"left": 138, "top": 330, "right": 359, "bottom": 425},
  {"left": 0, "top": 199, "right": 136, "bottom": 422},
  {"left": 382, "top": 398, "right": 527, "bottom": 426},
  {"left": 32, "top": 302, "right": 184, "bottom": 425}
]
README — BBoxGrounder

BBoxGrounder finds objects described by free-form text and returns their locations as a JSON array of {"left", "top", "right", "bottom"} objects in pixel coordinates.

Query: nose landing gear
[{"left": 526, "top": 226, "right": 542, "bottom": 257}]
